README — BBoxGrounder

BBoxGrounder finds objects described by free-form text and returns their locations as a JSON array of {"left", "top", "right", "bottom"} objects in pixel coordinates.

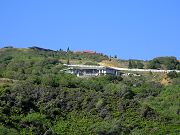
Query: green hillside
[{"left": 0, "top": 47, "right": 180, "bottom": 135}]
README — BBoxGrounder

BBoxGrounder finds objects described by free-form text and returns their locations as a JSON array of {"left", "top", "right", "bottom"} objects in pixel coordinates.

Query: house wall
[
  {"left": 66, "top": 67, "right": 119, "bottom": 77},
  {"left": 74, "top": 69, "right": 99, "bottom": 76},
  {"left": 105, "top": 68, "right": 117, "bottom": 75}
]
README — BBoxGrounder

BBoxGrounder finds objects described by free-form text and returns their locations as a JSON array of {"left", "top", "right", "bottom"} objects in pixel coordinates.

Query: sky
[{"left": 0, "top": 0, "right": 180, "bottom": 60}]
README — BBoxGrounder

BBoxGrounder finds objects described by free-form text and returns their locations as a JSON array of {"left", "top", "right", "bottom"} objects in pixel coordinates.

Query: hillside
[{"left": 0, "top": 47, "right": 180, "bottom": 135}]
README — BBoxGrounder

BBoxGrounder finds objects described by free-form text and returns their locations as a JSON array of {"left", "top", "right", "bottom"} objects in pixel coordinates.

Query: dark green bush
[{"left": 167, "top": 71, "right": 178, "bottom": 79}]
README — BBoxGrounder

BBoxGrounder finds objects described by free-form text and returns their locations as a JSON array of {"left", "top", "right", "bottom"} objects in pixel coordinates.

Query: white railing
[
  {"left": 64, "top": 64, "right": 180, "bottom": 73},
  {"left": 64, "top": 64, "right": 105, "bottom": 68},
  {"left": 110, "top": 67, "right": 180, "bottom": 73}
]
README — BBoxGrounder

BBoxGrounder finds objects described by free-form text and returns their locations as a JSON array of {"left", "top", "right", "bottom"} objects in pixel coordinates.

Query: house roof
[
  {"left": 73, "top": 50, "right": 96, "bottom": 54},
  {"left": 83, "top": 50, "right": 96, "bottom": 54},
  {"left": 64, "top": 64, "right": 117, "bottom": 70},
  {"left": 75, "top": 66, "right": 105, "bottom": 70}
]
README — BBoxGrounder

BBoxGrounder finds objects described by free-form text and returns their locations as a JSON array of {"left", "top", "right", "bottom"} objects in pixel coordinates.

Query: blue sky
[{"left": 0, "top": 0, "right": 179, "bottom": 60}]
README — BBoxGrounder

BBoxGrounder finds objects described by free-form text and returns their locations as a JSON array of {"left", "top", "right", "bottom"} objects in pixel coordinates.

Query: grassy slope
[{"left": 0, "top": 47, "right": 180, "bottom": 135}]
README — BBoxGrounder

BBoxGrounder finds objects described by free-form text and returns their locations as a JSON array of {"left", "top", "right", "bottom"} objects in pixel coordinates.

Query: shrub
[
  {"left": 0, "top": 125, "right": 19, "bottom": 135},
  {"left": 167, "top": 71, "right": 178, "bottom": 79}
]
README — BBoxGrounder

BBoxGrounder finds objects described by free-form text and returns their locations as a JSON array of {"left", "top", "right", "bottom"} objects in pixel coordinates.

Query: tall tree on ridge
[{"left": 67, "top": 46, "right": 70, "bottom": 65}]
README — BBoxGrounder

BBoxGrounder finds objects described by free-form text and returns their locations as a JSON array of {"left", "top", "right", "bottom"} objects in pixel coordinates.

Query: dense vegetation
[
  {"left": 0, "top": 47, "right": 180, "bottom": 135},
  {"left": 128, "top": 60, "right": 144, "bottom": 69},
  {"left": 147, "top": 57, "right": 180, "bottom": 70}
]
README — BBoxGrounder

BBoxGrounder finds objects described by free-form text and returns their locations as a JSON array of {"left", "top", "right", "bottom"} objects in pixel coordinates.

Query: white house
[{"left": 63, "top": 64, "right": 119, "bottom": 77}]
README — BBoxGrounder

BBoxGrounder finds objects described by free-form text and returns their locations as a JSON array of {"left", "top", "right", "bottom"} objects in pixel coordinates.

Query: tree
[
  {"left": 137, "top": 61, "right": 144, "bottom": 69},
  {"left": 131, "top": 61, "right": 137, "bottom": 68},
  {"left": 147, "top": 57, "right": 179, "bottom": 70},
  {"left": 3, "top": 46, "right": 14, "bottom": 48},
  {"left": 66, "top": 47, "right": 70, "bottom": 64},
  {"left": 67, "top": 46, "right": 70, "bottom": 52},
  {"left": 128, "top": 60, "right": 133, "bottom": 69},
  {"left": 128, "top": 60, "right": 138, "bottom": 68},
  {"left": 176, "top": 64, "right": 180, "bottom": 70},
  {"left": 167, "top": 71, "right": 178, "bottom": 79},
  {"left": 67, "top": 57, "right": 70, "bottom": 65},
  {"left": 147, "top": 60, "right": 161, "bottom": 69}
]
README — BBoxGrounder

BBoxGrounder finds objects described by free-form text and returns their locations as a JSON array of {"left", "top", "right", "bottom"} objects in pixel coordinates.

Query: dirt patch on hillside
[
  {"left": 160, "top": 74, "right": 171, "bottom": 86},
  {"left": 99, "top": 59, "right": 128, "bottom": 68},
  {"left": 0, "top": 78, "right": 18, "bottom": 85}
]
